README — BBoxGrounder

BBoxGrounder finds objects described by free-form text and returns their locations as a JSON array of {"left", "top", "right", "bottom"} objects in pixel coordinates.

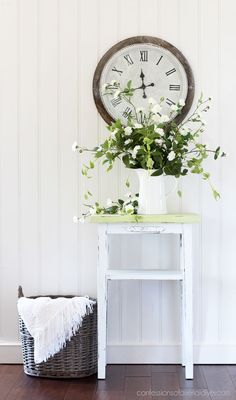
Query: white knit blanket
[{"left": 18, "top": 296, "right": 95, "bottom": 364}]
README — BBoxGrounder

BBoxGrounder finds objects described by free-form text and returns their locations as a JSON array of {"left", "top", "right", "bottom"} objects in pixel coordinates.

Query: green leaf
[
  {"left": 177, "top": 190, "right": 182, "bottom": 198},
  {"left": 151, "top": 168, "right": 163, "bottom": 176},
  {"left": 125, "top": 178, "right": 130, "bottom": 188},
  {"left": 118, "top": 199, "right": 124, "bottom": 205},
  {"left": 203, "top": 172, "right": 210, "bottom": 180},
  {"left": 214, "top": 146, "right": 220, "bottom": 160},
  {"left": 213, "top": 189, "right": 220, "bottom": 200},
  {"left": 106, "top": 164, "right": 113, "bottom": 172}
]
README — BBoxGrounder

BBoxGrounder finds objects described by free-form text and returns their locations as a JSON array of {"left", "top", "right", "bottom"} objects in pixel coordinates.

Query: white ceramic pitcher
[{"left": 136, "top": 169, "right": 177, "bottom": 215}]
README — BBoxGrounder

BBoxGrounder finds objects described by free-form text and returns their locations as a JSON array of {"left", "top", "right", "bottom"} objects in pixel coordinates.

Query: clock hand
[
  {"left": 133, "top": 82, "right": 155, "bottom": 98},
  {"left": 145, "top": 83, "right": 155, "bottom": 88},
  {"left": 140, "top": 69, "right": 147, "bottom": 98},
  {"left": 140, "top": 69, "right": 145, "bottom": 83},
  {"left": 136, "top": 68, "right": 155, "bottom": 98}
]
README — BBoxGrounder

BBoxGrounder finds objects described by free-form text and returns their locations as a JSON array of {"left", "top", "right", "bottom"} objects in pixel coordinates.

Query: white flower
[
  {"left": 159, "top": 114, "right": 170, "bottom": 123},
  {"left": 168, "top": 151, "right": 175, "bottom": 161},
  {"left": 73, "top": 215, "right": 79, "bottom": 223},
  {"left": 72, "top": 141, "right": 79, "bottom": 152},
  {"left": 201, "top": 119, "right": 207, "bottom": 125},
  {"left": 151, "top": 103, "right": 162, "bottom": 113},
  {"left": 180, "top": 127, "right": 189, "bottom": 136},
  {"left": 124, "top": 126, "right": 132, "bottom": 135},
  {"left": 90, "top": 207, "right": 97, "bottom": 215},
  {"left": 110, "top": 79, "right": 118, "bottom": 86},
  {"left": 106, "top": 198, "right": 112, "bottom": 207},
  {"left": 125, "top": 204, "right": 134, "bottom": 214},
  {"left": 110, "top": 128, "right": 118, "bottom": 139},
  {"left": 136, "top": 106, "right": 145, "bottom": 113},
  {"left": 131, "top": 145, "right": 141, "bottom": 159},
  {"left": 170, "top": 104, "right": 179, "bottom": 112},
  {"left": 155, "top": 139, "right": 163, "bottom": 145},
  {"left": 79, "top": 216, "right": 85, "bottom": 223},
  {"left": 151, "top": 114, "right": 161, "bottom": 123},
  {"left": 154, "top": 127, "right": 164, "bottom": 135},
  {"left": 125, "top": 192, "right": 132, "bottom": 198},
  {"left": 179, "top": 99, "right": 185, "bottom": 107},
  {"left": 124, "top": 139, "right": 132, "bottom": 145},
  {"left": 134, "top": 123, "right": 143, "bottom": 129},
  {"left": 114, "top": 89, "right": 121, "bottom": 99},
  {"left": 148, "top": 97, "right": 156, "bottom": 105}
]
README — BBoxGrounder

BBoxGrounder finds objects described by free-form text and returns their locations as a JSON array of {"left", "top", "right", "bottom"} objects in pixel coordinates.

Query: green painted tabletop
[{"left": 88, "top": 213, "right": 200, "bottom": 224}]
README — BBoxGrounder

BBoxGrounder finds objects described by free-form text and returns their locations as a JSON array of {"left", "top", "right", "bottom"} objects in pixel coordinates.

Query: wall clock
[{"left": 93, "top": 36, "right": 194, "bottom": 126}]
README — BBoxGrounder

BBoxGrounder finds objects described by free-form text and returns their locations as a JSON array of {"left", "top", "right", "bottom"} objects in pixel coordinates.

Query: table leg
[
  {"left": 180, "top": 234, "right": 186, "bottom": 367},
  {"left": 97, "top": 225, "right": 109, "bottom": 379},
  {"left": 183, "top": 225, "right": 193, "bottom": 379},
  {"left": 181, "top": 280, "right": 186, "bottom": 367}
]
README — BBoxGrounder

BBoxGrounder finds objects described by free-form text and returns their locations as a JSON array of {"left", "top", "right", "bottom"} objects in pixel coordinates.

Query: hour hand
[{"left": 140, "top": 69, "right": 145, "bottom": 81}]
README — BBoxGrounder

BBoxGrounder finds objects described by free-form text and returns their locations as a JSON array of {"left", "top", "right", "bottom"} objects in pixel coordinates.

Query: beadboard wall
[{"left": 0, "top": 0, "right": 235, "bottom": 363}]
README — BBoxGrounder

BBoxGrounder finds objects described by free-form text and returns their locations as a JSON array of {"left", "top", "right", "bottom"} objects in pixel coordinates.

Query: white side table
[{"left": 90, "top": 213, "right": 200, "bottom": 380}]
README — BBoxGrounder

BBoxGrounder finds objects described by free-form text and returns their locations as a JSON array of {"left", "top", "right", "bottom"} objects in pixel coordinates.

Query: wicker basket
[{"left": 18, "top": 286, "right": 97, "bottom": 378}]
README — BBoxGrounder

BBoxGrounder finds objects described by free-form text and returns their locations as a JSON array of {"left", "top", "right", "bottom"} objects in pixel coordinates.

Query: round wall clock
[{"left": 93, "top": 36, "right": 194, "bottom": 126}]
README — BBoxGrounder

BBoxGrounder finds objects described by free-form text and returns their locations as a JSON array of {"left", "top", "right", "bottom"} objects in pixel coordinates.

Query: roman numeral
[
  {"left": 169, "top": 84, "right": 180, "bottom": 91},
  {"left": 124, "top": 54, "right": 134, "bottom": 65},
  {"left": 111, "top": 98, "right": 122, "bottom": 107},
  {"left": 140, "top": 50, "right": 148, "bottom": 62},
  {"left": 166, "top": 98, "right": 176, "bottom": 106},
  {"left": 156, "top": 55, "right": 163, "bottom": 66},
  {"left": 122, "top": 107, "right": 132, "bottom": 118},
  {"left": 112, "top": 67, "right": 123, "bottom": 75},
  {"left": 166, "top": 68, "right": 176, "bottom": 76}
]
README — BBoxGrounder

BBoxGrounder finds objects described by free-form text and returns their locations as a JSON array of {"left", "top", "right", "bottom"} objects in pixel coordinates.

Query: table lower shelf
[{"left": 106, "top": 269, "right": 183, "bottom": 281}]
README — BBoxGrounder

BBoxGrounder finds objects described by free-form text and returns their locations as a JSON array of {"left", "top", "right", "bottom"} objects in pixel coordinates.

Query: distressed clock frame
[{"left": 93, "top": 36, "right": 195, "bottom": 125}]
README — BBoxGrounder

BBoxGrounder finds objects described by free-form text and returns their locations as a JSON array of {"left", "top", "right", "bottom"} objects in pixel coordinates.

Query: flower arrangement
[
  {"left": 73, "top": 80, "right": 226, "bottom": 221},
  {"left": 73, "top": 80, "right": 226, "bottom": 201}
]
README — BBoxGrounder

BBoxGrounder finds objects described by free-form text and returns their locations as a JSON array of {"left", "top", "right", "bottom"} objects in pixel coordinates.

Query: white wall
[{"left": 0, "top": 0, "right": 235, "bottom": 363}]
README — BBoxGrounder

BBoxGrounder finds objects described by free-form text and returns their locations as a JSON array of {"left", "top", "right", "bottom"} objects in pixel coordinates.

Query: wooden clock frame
[{"left": 93, "top": 36, "right": 195, "bottom": 125}]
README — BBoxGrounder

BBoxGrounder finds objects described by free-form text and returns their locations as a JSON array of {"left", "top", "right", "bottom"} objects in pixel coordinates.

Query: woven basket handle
[{"left": 18, "top": 286, "right": 24, "bottom": 299}]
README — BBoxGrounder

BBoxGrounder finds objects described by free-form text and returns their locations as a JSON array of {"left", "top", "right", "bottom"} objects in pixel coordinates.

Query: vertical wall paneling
[
  {"left": 0, "top": 0, "right": 19, "bottom": 341},
  {"left": 200, "top": 0, "right": 221, "bottom": 344},
  {"left": 76, "top": 0, "right": 99, "bottom": 297},
  {"left": 38, "top": 0, "right": 59, "bottom": 294},
  {"left": 0, "top": 0, "right": 236, "bottom": 363},
  {"left": 179, "top": 0, "right": 202, "bottom": 345},
  {"left": 57, "top": 0, "right": 78, "bottom": 294},
  {"left": 218, "top": 0, "right": 236, "bottom": 344},
  {"left": 18, "top": 0, "right": 38, "bottom": 295}
]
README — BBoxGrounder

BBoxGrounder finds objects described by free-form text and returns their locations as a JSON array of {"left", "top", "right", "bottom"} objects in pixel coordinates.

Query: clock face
[{"left": 93, "top": 37, "right": 194, "bottom": 126}]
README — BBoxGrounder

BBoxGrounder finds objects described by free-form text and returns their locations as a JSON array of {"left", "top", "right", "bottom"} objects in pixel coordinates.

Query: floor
[{"left": 1, "top": 364, "right": 236, "bottom": 400}]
